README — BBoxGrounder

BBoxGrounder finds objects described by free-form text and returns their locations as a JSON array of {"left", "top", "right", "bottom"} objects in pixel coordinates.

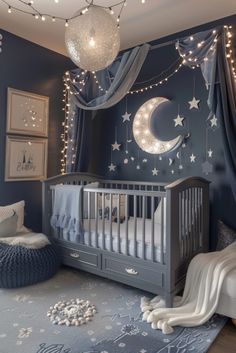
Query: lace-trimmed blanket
[{"left": 50, "top": 184, "right": 83, "bottom": 234}]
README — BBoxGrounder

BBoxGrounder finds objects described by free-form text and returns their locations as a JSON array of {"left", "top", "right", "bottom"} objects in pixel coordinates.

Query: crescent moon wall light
[{"left": 132, "top": 97, "right": 184, "bottom": 155}]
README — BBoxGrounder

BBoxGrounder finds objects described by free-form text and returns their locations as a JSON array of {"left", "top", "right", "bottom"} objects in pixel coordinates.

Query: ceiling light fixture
[{"left": 65, "top": 4, "right": 120, "bottom": 71}]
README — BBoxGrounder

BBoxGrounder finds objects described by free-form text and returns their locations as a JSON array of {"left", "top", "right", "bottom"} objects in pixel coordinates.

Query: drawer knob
[
  {"left": 70, "top": 252, "right": 80, "bottom": 258},
  {"left": 125, "top": 268, "right": 138, "bottom": 275}
]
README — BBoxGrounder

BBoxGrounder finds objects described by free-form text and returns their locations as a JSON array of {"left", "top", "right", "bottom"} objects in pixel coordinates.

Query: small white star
[
  {"left": 130, "top": 156, "right": 135, "bottom": 161},
  {"left": 174, "top": 114, "right": 184, "bottom": 127},
  {"left": 111, "top": 141, "right": 121, "bottom": 151},
  {"left": 210, "top": 115, "right": 217, "bottom": 127},
  {"left": 122, "top": 111, "right": 131, "bottom": 122},
  {"left": 142, "top": 158, "right": 148, "bottom": 163},
  {"left": 136, "top": 165, "right": 141, "bottom": 170},
  {"left": 152, "top": 168, "right": 159, "bottom": 176},
  {"left": 171, "top": 169, "right": 175, "bottom": 174},
  {"left": 188, "top": 96, "right": 200, "bottom": 109},
  {"left": 125, "top": 149, "right": 129, "bottom": 154},
  {"left": 179, "top": 164, "right": 183, "bottom": 170},
  {"left": 108, "top": 163, "right": 116, "bottom": 171},
  {"left": 190, "top": 153, "right": 196, "bottom": 162},
  {"left": 123, "top": 158, "right": 129, "bottom": 164},
  {"left": 208, "top": 149, "right": 213, "bottom": 158}
]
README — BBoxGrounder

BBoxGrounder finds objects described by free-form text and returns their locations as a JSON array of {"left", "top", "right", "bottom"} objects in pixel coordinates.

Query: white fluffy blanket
[
  {"left": 0, "top": 232, "right": 50, "bottom": 249},
  {"left": 141, "top": 241, "right": 236, "bottom": 334}
]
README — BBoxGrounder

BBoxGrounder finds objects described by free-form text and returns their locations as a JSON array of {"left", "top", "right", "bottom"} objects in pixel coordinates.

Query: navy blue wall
[
  {"left": 0, "top": 30, "right": 73, "bottom": 231},
  {"left": 92, "top": 16, "right": 236, "bottom": 248}
]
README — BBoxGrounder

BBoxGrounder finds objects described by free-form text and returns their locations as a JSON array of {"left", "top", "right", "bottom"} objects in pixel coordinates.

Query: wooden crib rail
[{"left": 165, "top": 176, "right": 210, "bottom": 301}]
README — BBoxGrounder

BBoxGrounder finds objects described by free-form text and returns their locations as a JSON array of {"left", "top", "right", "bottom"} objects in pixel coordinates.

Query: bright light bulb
[
  {"left": 8, "top": 6, "right": 12, "bottom": 13},
  {"left": 89, "top": 37, "right": 95, "bottom": 47}
]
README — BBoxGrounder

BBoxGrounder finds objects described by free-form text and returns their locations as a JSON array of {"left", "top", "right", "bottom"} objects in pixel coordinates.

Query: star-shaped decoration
[
  {"left": 188, "top": 96, "right": 200, "bottom": 109},
  {"left": 122, "top": 111, "right": 131, "bottom": 122},
  {"left": 108, "top": 163, "right": 116, "bottom": 172},
  {"left": 123, "top": 158, "right": 129, "bottom": 164},
  {"left": 136, "top": 165, "right": 141, "bottom": 170},
  {"left": 179, "top": 164, "right": 183, "bottom": 170},
  {"left": 111, "top": 141, "right": 121, "bottom": 151},
  {"left": 159, "top": 156, "right": 162, "bottom": 161},
  {"left": 130, "top": 156, "right": 135, "bottom": 161},
  {"left": 171, "top": 169, "right": 175, "bottom": 174},
  {"left": 125, "top": 149, "right": 129, "bottom": 154},
  {"left": 208, "top": 149, "right": 213, "bottom": 158},
  {"left": 142, "top": 159, "right": 148, "bottom": 163},
  {"left": 202, "top": 161, "right": 213, "bottom": 175},
  {"left": 174, "top": 114, "right": 184, "bottom": 127},
  {"left": 182, "top": 143, "right": 187, "bottom": 148},
  {"left": 210, "top": 115, "right": 217, "bottom": 128},
  {"left": 152, "top": 168, "right": 159, "bottom": 176},
  {"left": 190, "top": 153, "right": 196, "bottom": 163}
]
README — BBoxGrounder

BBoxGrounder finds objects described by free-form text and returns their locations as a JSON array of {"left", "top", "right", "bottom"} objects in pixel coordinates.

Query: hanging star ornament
[
  {"left": 122, "top": 111, "right": 131, "bottom": 122},
  {"left": 108, "top": 163, "right": 116, "bottom": 172},
  {"left": 190, "top": 153, "right": 196, "bottom": 163},
  {"left": 208, "top": 149, "right": 213, "bottom": 158},
  {"left": 152, "top": 168, "right": 159, "bottom": 176},
  {"left": 210, "top": 115, "right": 218, "bottom": 128},
  {"left": 174, "top": 114, "right": 184, "bottom": 127},
  {"left": 188, "top": 96, "right": 200, "bottom": 109},
  {"left": 111, "top": 141, "right": 121, "bottom": 151},
  {"left": 202, "top": 161, "right": 213, "bottom": 175}
]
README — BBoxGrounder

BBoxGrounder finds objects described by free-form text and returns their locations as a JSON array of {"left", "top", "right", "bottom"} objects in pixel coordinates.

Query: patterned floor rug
[{"left": 0, "top": 267, "right": 227, "bottom": 353}]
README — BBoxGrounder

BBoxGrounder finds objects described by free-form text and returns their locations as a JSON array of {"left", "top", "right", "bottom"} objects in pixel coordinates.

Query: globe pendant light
[{"left": 65, "top": 5, "right": 120, "bottom": 72}]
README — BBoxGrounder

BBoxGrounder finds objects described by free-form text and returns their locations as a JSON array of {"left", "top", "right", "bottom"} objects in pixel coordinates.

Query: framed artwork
[
  {"left": 6, "top": 88, "right": 49, "bottom": 137},
  {"left": 5, "top": 136, "right": 48, "bottom": 181}
]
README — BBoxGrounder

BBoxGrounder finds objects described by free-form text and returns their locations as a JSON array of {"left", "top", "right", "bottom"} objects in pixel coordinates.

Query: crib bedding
[{"left": 83, "top": 217, "right": 166, "bottom": 261}]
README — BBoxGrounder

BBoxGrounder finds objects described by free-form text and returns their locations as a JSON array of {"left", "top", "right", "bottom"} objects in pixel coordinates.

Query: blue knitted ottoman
[{"left": 0, "top": 243, "right": 61, "bottom": 288}]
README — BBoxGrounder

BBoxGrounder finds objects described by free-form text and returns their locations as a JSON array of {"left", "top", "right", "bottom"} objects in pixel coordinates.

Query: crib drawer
[
  {"left": 61, "top": 246, "right": 99, "bottom": 268},
  {"left": 102, "top": 255, "right": 163, "bottom": 286}
]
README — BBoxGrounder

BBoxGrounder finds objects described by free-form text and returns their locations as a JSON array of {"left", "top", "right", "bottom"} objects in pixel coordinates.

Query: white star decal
[
  {"left": 190, "top": 153, "right": 196, "bottom": 162},
  {"left": 174, "top": 114, "right": 184, "bottom": 127},
  {"left": 122, "top": 111, "right": 131, "bottom": 122},
  {"left": 179, "top": 164, "right": 183, "bottom": 170},
  {"left": 152, "top": 168, "right": 159, "bottom": 176},
  {"left": 108, "top": 163, "right": 116, "bottom": 172},
  {"left": 171, "top": 169, "right": 175, "bottom": 174},
  {"left": 208, "top": 149, "right": 213, "bottom": 158},
  {"left": 188, "top": 96, "right": 200, "bottom": 109},
  {"left": 210, "top": 115, "right": 217, "bottom": 128},
  {"left": 111, "top": 141, "right": 121, "bottom": 151}
]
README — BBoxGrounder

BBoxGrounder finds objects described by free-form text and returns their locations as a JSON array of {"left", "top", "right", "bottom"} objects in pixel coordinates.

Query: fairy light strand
[{"left": 0, "top": 0, "right": 147, "bottom": 27}]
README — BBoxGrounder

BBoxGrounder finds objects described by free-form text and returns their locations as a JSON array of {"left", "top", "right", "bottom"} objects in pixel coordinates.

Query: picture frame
[
  {"left": 5, "top": 136, "right": 48, "bottom": 181},
  {"left": 6, "top": 88, "right": 49, "bottom": 137}
]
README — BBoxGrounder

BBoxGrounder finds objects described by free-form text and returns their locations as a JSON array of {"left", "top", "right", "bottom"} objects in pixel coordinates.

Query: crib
[{"left": 42, "top": 173, "right": 210, "bottom": 307}]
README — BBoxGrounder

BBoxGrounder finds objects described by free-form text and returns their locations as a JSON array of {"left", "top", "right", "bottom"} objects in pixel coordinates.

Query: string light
[
  {"left": 0, "top": 0, "right": 147, "bottom": 27},
  {"left": 224, "top": 25, "right": 236, "bottom": 82}
]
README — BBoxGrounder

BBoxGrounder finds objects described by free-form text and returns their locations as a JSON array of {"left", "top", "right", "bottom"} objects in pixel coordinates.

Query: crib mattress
[{"left": 82, "top": 217, "right": 166, "bottom": 262}]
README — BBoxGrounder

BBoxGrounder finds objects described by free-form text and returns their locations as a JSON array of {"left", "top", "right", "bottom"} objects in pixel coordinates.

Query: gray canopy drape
[
  {"left": 65, "top": 44, "right": 150, "bottom": 172},
  {"left": 178, "top": 27, "right": 236, "bottom": 201}
]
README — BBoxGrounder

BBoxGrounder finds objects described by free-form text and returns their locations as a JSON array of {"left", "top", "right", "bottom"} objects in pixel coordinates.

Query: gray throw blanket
[{"left": 50, "top": 185, "right": 83, "bottom": 235}]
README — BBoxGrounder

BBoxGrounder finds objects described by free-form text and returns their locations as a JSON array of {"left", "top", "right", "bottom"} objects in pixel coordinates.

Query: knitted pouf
[{"left": 0, "top": 243, "right": 61, "bottom": 288}]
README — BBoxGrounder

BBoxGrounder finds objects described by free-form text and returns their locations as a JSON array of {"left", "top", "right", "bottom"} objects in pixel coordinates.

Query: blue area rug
[{"left": 0, "top": 267, "right": 227, "bottom": 353}]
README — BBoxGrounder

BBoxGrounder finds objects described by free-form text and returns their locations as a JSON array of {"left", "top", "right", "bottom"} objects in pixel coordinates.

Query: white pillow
[{"left": 0, "top": 200, "right": 25, "bottom": 232}]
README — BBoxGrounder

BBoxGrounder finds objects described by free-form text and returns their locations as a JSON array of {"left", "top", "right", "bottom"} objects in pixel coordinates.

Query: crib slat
[
  {"left": 134, "top": 195, "right": 137, "bottom": 258},
  {"left": 151, "top": 196, "right": 155, "bottom": 262},
  {"left": 88, "top": 191, "right": 91, "bottom": 247},
  {"left": 109, "top": 193, "right": 113, "bottom": 252},
  {"left": 95, "top": 192, "right": 98, "bottom": 248},
  {"left": 117, "top": 194, "right": 121, "bottom": 254},
  {"left": 102, "top": 193, "right": 105, "bottom": 250},
  {"left": 160, "top": 196, "right": 164, "bottom": 264},
  {"left": 142, "top": 196, "right": 145, "bottom": 260},
  {"left": 125, "top": 194, "right": 129, "bottom": 256}
]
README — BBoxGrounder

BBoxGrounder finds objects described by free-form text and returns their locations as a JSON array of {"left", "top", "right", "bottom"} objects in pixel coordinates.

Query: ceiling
[{"left": 0, "top": 0, "right": 235, "bottom": 57}]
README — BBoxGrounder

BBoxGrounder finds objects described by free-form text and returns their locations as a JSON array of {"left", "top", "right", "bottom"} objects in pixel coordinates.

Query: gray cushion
[
  {"left": 0, "top": 212, "right": 18, "bottom": 238},
  {"left": 216, "top": 220, "right": 236, "bottom": 251}
]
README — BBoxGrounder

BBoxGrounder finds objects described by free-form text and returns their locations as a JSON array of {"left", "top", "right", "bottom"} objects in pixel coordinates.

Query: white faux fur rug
[
  {"left": 141, "top": 241, "right": 236, "bottom": 334},
  {"left": 0, "top": 232, "right": 50, "bottom": 249}
]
